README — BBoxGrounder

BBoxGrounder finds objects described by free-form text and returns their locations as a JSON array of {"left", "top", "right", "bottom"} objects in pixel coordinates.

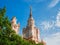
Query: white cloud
[
  {"left": 39, "top": 10, "right": 60, "bottom": 45},
  {"left": 48, "top": 0, "right": 60, "bottom": 8},
  {"left": 40, "top": 11, "right": 60, "bottom": 30},
  {"left": 40, "top": 21, "right": 55, "bottom": 30},
  {"left": 44, "top": 32, "right": 60, "bottom": 45},
  {"left": 55, "top": 11, "right": 60, "bottom": 27}
]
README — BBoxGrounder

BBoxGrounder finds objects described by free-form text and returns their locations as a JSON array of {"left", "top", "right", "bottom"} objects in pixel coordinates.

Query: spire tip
[{"left": 30, "top": 6, "right": 32, "bottom": 18}]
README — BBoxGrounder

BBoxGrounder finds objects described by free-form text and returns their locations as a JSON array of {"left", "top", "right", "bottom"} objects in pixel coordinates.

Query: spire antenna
[{"left": 30, "top": 6, "right": 32, "bottom": 18}]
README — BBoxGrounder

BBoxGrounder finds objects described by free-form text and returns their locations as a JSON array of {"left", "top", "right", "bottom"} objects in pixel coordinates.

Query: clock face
[{"left": 30, "top": 20, "right": 34, "bottom": 25}]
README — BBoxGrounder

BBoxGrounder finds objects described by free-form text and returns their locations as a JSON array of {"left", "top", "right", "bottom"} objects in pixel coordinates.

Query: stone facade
[
  {"left": 11, "top": 17, "right": 20, "bottom": 34},
  {"left": 23, "top": 7, "right": 41, "bottom": 44}
]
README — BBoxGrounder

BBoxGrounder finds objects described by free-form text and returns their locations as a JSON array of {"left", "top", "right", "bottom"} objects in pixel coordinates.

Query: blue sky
[{"left": 0, "top": 0, "right": 60, "bottom": 45}]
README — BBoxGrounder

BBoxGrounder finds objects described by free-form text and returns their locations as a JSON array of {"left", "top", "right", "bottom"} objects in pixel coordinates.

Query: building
[
  {"left": 11, "top": 17, "right": 20, "bottom": 34},
  {"left": 23, "top": 7, "right": 41, "bottom": 44}
]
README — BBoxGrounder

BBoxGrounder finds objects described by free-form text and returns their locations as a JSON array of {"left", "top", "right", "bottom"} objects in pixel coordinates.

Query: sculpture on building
[{"left": 11, "top": 17, "right": 20, "bottom": 34}]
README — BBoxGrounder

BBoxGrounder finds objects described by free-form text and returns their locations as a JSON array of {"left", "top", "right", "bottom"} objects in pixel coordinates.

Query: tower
[
  {"left": 11, "top": 17, "right": 20, "bottom": 34},
  {"left": 23, "top": 7, "right": 40, "bottom": 43}
]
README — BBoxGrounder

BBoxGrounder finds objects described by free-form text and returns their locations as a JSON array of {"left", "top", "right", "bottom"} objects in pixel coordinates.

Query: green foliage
[{"left": 0, "top": 7, "right": 44, "bottom": 45}]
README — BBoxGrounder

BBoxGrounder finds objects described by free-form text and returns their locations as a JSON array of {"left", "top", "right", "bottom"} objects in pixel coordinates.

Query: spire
[{"left": 30, "top": 6, "right": 32, "bottom": 18}]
